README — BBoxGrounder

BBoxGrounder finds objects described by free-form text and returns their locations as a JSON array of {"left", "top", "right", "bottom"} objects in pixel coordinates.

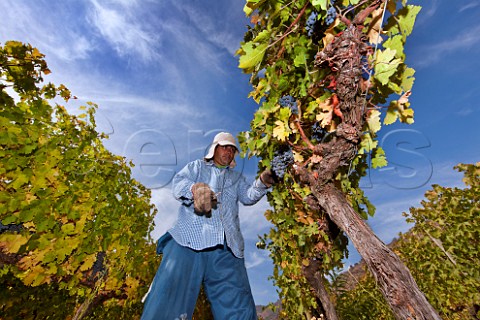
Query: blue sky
[{"left": 1, "top": 0, "right": 479, "bottom": 306}]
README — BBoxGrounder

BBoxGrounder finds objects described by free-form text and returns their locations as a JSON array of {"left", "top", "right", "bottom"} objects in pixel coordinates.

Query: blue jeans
[{"left": 141, "top": 233, "right": 257, "bottom": 320}]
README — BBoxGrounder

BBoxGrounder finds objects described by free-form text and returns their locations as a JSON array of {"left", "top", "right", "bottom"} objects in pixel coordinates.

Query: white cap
[{"left": 204, "top": 132, "right": 238, "bottom": 166}]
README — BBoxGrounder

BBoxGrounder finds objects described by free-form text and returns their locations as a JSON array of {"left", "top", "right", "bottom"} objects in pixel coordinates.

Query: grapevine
[
  {"left": 0, "top": 41, "right": 159, "bottom": 318},
  {"left": 238, "top": 0, "right": 437, "bottom": 319}
]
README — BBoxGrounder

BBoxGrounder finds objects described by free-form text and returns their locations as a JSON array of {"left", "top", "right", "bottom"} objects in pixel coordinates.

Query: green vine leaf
[
  {"left": 374, "top": 48, "right": 402, "bottom": 85},
  {"left": 238, "top": 42, "right": 268, "bottom": 70}
]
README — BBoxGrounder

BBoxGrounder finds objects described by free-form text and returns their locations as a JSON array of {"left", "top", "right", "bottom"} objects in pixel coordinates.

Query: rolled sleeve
[
  {"left": 238, "top": 176, "right": 269, "bottom": 206},
  {"left": 172, "top": 161, "right": 198, "bottom": 205}
]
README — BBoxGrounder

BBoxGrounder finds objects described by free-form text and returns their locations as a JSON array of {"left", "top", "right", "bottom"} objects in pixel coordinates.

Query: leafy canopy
[{"left": 0, "top": 41, "right": 158, "bottom": 317}]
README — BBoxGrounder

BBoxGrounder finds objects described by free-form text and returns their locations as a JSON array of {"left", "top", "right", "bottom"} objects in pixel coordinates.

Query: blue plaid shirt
[{"left": 168, "top": 159, "right": 269, "bottom": 258}]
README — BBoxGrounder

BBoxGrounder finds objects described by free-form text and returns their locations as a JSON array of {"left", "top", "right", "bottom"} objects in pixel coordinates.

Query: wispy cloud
[
  {"left": 456, "top": 107, "right": 475, "bottom": 117},
  {"left": 88, "top": 0, "right": 160, "bottom": 62},
  {"left": 246, "top": 250, "right": 269, "bottom": 269},
  {"left": 459, "top": 2, "right": 479, "bottom": 13},
  {"left": 413, "top": 24, "right": 480, "bottom": 68},
  {"left": 240, "top": 197, "right": 273, "bottom": 241},
  {"left": 408, "top": 0, "right": 439, "bottom": 31},
  {"left": 0, "top": 1, "right": 94, "bottom": 61},
  {"left": 176, "top": 2, "right": 245, "bottom": 56}
]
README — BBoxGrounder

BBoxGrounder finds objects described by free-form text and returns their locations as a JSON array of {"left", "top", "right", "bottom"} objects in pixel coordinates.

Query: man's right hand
[{"left": 191, "top": 183, "right": 214, "bottom": 215}]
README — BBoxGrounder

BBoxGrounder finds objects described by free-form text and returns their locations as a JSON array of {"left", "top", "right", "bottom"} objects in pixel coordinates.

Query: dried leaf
[
  {"left": 315, "top": 98, "right": 333, "bottom": 127},
  {"left": 398, "top": 90, "right": 412, "bottom": 105},
  {"left": 366, "top": 8, "right": 385, "bottom": 44}
]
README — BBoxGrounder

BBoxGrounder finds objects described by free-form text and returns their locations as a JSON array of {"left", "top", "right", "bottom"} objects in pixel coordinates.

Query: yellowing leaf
[
  {"left": 371, "top": 147, "right": 387, "bottom": 168},
  {"left": 21, "top": 265, "right": 47, "bottom": 286},
  {"left": 359, "top": 132, "right": 377, "bottom": 154},
  {"left": 385, "top": 91, "right": 414, "bottom": 125},
  {"left": 384, "top": 105, "right": 398, "bottom": 125},
  {"left": 61, "top": 223, "right": 76, "bottom": 235},
  {"left": 0, "top": 234, "right": 30, "bottom": 253},
  {"left": 253, "top": 30, "right": 271, "bottom": 42},
  {"left": 80, "top": 254, "right": 97, "bottom": 272},
  {"left": 272, "top": 120, "right": 290, "bottom": 141},
  {"left": 11, "top": 172, "right": 29, "bottom": 190},
  {"left": 293, "top": 151, "right": 304, "bottom": 163},
  {"left": 401, "top": 68, "right": 416, "bottom": 91},
  {"left": 383, "top": 35, "right": 404, "bottom": 58},
  {"left": 400, "top": 108, "right": 414, "bottom": 124},
  {"left": 367, "top": 109, "right": 381, "bottom": 134},
  {"left": 398, "top": 5, "right": 422, "bottom": 37}
]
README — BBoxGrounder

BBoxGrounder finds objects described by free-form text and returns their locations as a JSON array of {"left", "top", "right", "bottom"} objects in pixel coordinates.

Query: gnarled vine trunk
[
  {"left": 304, "top": 260, "right": 339, "bottom": 320},
  {"left": 299, "top": 18, "right": 441, "bottom": 320},
  {"left": 314, "top": 183, "right": 441, "bottom": 320}
]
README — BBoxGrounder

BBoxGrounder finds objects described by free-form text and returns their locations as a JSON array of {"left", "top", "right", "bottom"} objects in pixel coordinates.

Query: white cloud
[
  {"left": 459, "top": 2, "right": 479, "bottom": 13},
  {"left": 0, "top": 1, "right": 94, "bottom": 62},
  {"left": 88, "top": 0, "right": 160, "bottom": 62},
  {"left": 413, "top": 24, "right": 480, "bottom": 68},
  {"left": 240, "top": 197, "right": 273, "bottom": 241},
  {"left": 159, "top": 19, "right": 229, "bottom": 77},
  {"left": 150, "top": 187, "right": 178, "bottom": 240},
  {"left": 419, "top": 0, "right": 439, "bottom": 20},
  {"left": 175, "top": 2, "right": 244, "bottom": 56},
  {"left": 245, "top": 250, "right": 269, "bottom": 269}
]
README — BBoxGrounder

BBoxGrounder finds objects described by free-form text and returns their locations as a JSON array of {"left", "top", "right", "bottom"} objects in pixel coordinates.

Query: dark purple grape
[
  {"left": 279, "top": 95, "right": 298, "bottom": 114},
  {"left": 271, "top": 148, "right": 294, "bottom": 179}
]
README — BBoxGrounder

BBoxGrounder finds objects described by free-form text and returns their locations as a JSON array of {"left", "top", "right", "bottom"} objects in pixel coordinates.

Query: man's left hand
[{"left": 260, "top": 169, "right": 277, "bottom": 188}]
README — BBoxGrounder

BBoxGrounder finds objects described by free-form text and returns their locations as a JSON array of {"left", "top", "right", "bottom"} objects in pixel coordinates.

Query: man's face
[{"left": 213, "top": 145, "right": 236, "bottom": 167}]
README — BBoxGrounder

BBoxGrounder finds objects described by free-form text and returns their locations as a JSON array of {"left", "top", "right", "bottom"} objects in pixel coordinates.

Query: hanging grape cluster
[
  {"left": 279, "top": 95, "right": 299, "bottom": 114},
  {"left": 305, "top": 1, "right": 337, "bottom": 42},
  {"left": 0, "top": 221, "right": 23, "bottom": 234},
  {"left": 325, "top": 6, "right": 337, "bottom": 25},
  {"left": 311, "top": 122, "right": 327, "bottom": 142},
  {"left": 90, "top": 251, "right": 106, "bottom": 280},
  {"left": 306, "top": 12, "right": 319, "bottom": 37},
  {"left": 271, "top": 148, "right": 294, "bottom": 179}
]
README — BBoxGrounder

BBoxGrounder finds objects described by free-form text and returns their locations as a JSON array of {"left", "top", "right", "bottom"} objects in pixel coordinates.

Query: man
[{"left": 141, "top": 132, "right": 275, "bottom": 320}]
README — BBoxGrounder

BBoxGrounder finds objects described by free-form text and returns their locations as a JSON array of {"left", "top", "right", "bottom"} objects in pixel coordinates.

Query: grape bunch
[
  {"left": 0, "top": 221, "right": 23, "bottom": 234},
  {"left": 279, "top": 95, "right": 298, "bottom": 114},
  {"left": 271, "top": 148, "right": 294, "bottom": 179},
  {"left": 326, "top": 6, "right": 337, "bottom": 25},
  {"left": 91, "top": 251, "right": 106, "bottom": 279},
  {"left": 311, "top": 122, "right": 327, "bottom": 142},
  {"left": 306, "top": 11, "right": 318, "bottom": 37}
]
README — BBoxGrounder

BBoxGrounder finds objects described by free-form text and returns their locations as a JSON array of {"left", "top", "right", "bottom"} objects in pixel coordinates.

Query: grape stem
[
  {"left": 293, "top": 119, "right": 315, "bottom": 151},
  {"left": 338, "top": 0, "right": 384, "bottom": 26},
  {"left": 276, "top": 2, "right": 309, "bottom": 58}
]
